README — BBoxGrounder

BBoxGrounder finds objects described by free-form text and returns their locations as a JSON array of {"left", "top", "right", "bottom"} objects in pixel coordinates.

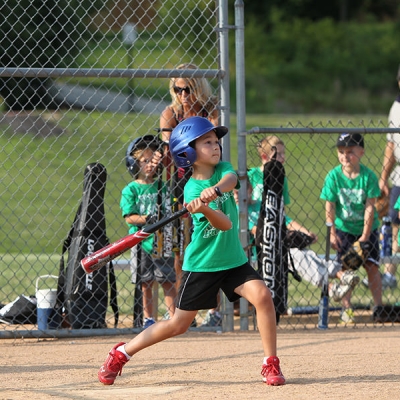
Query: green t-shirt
[
  {"left": 182, "top": 161, "right": 248, "bottom": 272},
  {"left": 394, "top": 195, "right": 400, "bottom": 211},
  {"left": 120, "top": 180, "right": 160, "bottom": 254},
  {"left": 247, "top": 166, "right": 292, "bottom": 226},
  {"left": 320, "top": 164, "right": 380, "bottom": 235}
]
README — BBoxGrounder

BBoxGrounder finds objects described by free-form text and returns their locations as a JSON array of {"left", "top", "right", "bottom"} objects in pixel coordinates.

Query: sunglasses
[{"left": 173, "top": 86, "right": 191, "bottom": 95}]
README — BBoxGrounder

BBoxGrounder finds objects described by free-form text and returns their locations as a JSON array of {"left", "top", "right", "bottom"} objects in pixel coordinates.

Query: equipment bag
[
  {"left": 255, "top": 147, "right": 288, "bottom": 322},
  {"left": 56, "top": 163, "right": 118, "bottom": 329},
  {"left": 0, "top": 295, "right": 37, "bottom": 325}
]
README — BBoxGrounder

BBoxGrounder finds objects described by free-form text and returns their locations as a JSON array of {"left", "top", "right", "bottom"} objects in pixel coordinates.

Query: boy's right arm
[
  {"left": 380, "top": 141, "right": 395, "bottom": 196},
  {"left": 325, "top": 201, "right": 340, "bottom": 250}
]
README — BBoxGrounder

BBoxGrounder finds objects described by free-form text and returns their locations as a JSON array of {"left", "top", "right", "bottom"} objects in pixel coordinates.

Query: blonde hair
[
  {"left": 169, "top": 63, "right": 218, "bottom": 116},
  {"left": 131, "top": 147, "right": 153, "bottom": 161},
  {"left": 256, "top": 135, "right": 285, "bottom": 158}
]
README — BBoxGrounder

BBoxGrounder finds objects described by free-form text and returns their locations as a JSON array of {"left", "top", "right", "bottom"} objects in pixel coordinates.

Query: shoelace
[
  {"left": 261, "top": 363, "right": 280, "bottom": 377},
  {"left": 110, "top": 352, "right": 127, "bottom": 375}
]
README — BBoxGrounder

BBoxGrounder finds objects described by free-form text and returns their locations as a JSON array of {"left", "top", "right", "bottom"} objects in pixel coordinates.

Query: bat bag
[
  {"left": 56, "top": 163, "right": 118, "bottom": 329},
  {"left": 255, "top": 150, "right": 288, "bottom": 323}
]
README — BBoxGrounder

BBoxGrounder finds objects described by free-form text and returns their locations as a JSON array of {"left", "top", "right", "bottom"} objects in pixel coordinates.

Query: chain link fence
[
  {"left": 242, "top": 126, "right": 400, "bottom": 329},
  {"left": 1, "top": 1, "right": 399, "bottom": 338}
]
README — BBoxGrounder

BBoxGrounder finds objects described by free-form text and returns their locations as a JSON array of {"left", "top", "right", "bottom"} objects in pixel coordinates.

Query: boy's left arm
[
  {"left": 359, "top": 197, "right": 376, "bottom": 242},
  {"left": 199, "top": 172, "right": 237, "bottom": 204}
]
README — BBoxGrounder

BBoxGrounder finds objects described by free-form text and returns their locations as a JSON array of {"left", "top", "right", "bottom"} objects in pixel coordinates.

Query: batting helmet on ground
[{"left": 169, "top": 116, "right": 228, "bottom": 168}]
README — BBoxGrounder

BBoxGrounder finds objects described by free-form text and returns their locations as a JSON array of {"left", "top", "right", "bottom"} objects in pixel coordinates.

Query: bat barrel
[
  {"left": 81, "top": 231, "right": 151, "bottom": 273},
  {"left": 80, "top": 207, "right": 189, "bottom": 274}
]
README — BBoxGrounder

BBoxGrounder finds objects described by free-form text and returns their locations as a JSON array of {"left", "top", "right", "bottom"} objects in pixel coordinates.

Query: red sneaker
[
  {"left": 261, "top": 356, "right": 285, "bottom": 386},
  {"left": 98, "top": 342, "right": 129, "bottom": 385}
]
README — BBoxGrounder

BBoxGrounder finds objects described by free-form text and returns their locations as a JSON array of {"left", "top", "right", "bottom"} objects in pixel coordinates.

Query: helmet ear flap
[
  {"left": 180, "top": 146, "right": 197, "bottom": 167},
  {"left": 126, "top": 156, "right": 140, "bottom": 178}
]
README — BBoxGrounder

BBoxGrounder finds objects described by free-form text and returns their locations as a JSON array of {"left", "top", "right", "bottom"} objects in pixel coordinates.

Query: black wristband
[{"left": 214, "top": 186, "right": 223, "bottom": 197}]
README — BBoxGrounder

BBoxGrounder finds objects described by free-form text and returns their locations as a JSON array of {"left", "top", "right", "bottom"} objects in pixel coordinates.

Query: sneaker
[
  {"left": 162, "top": 312, "right": 171, "bottom": 320},
  {"left": 143, "top": 317, "right": 155, "bottom": 329},
  {"left": 362, "top": 273, "right": 397, "bottom": 290},
  {"left": 261, "top": 356, "right": 286, "bottom": 386},
  {"left": 382, "top": 273, "right": 397, "bottom": 290},
  {"left": 339, "top": 308, "right": 355, "bottom": 324},
  {"left": 340, "top": 270, "right": 360, "bottom": 287},
  {"left": 190, "top": 317, "right": 197, "bottom": 328},
  {"left": 329, "top": 282, "right": 352, "bottom": 302},
  {"left": 201, "top": 310, "right": 222, "bottom": 327},
  {"left": 372, "top": 305, "right": 385, "bottom": 323},
  {"left": 98, "top": 342, "right": 129, "bottom": 385}
]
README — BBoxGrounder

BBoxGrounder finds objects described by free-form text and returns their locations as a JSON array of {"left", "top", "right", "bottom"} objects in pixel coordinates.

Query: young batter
[{"left": 98, "top": 116, "right": 285, "bottom": 386}]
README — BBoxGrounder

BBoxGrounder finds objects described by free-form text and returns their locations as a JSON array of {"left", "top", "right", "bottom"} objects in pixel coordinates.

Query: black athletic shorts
[{"left": 176, "top": 262, "right": 262, "bottom": 311}]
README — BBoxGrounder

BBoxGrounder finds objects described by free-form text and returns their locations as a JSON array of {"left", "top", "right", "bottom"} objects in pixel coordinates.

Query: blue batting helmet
[
  {"left": 169, "top": 116, "right": 228, "bottom": 168},
  {"left": 125, "top": 135, "right": 162, "bottom": 178}
]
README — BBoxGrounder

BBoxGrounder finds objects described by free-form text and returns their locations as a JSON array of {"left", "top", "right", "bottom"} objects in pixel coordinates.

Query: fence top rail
[
  {"left": 245, "top": 127, "right": 400, "bottom": 135},
  {"left": 0, "top": 67, "right": 224, "bottom": 79}
]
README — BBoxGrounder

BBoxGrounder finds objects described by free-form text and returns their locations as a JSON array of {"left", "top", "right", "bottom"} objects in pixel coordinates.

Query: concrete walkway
[{"left": 48, "top": 82, "right": 168, "bottom": 115}]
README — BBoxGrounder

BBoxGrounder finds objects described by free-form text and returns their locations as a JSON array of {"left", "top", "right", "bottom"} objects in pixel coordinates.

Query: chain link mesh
[
  {"left": 245, "top": 126, "right": 400, "bottom": 329},
  {"left": 1, "top": 1, "right": 399, "bottom": 337}
]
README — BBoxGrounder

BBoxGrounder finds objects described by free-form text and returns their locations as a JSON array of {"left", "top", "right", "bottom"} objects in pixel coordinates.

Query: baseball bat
[
  {"left": 318, "top": 222, "right": 332, "bottom": 330},
  {"left": 133, "top": 241, "right": 143, "bottom": 328},
  {"left": 152, "top": 164, "right": 164, "bottom": 259},
  {"left": 81, "top": 207, "right": 188, "bottom": 274}
]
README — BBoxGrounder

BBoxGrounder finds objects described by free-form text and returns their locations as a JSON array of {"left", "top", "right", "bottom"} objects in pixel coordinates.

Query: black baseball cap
[{"left": 336, "top": 133, "right": 364, "bottom": 148}]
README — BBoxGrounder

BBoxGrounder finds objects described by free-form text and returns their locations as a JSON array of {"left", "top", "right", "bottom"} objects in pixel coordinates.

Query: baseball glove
[
  {"left": 353, "top": 240, "right": 372, "bottom": 261},
  {"left": 286, "top": 230, "right": 314, "bottom": 250},
  {"left": 341, "top": 245, "right": 363, "bottom": 271}
]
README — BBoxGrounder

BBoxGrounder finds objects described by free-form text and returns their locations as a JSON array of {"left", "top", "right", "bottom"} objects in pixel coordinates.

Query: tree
[{"left": 0, "top": 0, "right": 105, "bottom": 111}]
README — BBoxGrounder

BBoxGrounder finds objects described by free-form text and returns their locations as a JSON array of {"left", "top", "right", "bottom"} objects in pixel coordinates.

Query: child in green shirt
[
  {"left": 98, "top": 117, "right": 285, "bottom": 387},
  {"left": 320, "top": 132, "right": 383, "bottom": 323},
  {"left": 121, "top": 135, "right": 176, "bottom": 329}
]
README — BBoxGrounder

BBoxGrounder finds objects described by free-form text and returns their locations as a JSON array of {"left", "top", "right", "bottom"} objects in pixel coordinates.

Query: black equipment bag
[
  {"left": 255, "top": 148, "right": 288, "bottom": 322},
  {"left": 56, "top": 163, "right": 118, "bottom": 329},
  {"left": 0, "top": 295, "right": 37, "bottom": 325}
]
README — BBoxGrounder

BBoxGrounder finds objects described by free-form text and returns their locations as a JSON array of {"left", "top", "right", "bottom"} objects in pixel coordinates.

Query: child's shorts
[
  {"left": 130, "top": 246, "right": 176, "bottom": 284},
  {"left": 177, "top": 262, "right": 262, "bottom": 311},
  {"left": 336, "top": 229, "right": 380, "bottom": 267}
]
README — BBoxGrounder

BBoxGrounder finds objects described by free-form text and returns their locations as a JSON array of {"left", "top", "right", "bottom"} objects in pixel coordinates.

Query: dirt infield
[{"left": 2, "top": 327, "right": 400, "bottom": 400}]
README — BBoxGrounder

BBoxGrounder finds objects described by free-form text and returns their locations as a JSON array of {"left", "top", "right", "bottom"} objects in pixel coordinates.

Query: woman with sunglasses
[
  {"left": 159, "top": 63, "right": 221, "bottom": 327},
  {"left": 159, "top": 63, "right": 219, "bottom": 141}
]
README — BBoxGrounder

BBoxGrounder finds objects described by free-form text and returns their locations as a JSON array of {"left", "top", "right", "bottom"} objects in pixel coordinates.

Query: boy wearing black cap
[{"left": 320, "top": 133, "right": 383, "bottom": 323}]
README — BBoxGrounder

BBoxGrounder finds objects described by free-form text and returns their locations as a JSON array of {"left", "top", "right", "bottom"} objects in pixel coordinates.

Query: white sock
[
  {"left": 263, "top": 356, "right": 278, "bottom": 365},
  {"left": 117, "top": 344, "right": 131, "bottom": 360}
]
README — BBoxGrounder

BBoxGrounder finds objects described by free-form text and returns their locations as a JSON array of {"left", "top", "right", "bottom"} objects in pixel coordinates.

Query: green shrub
[{"left": 241, "top": 15, "right": 400, "bottom": 113}]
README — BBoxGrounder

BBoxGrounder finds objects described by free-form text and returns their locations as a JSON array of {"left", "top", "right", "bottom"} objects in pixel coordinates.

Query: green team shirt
[
  {"left": 120, "top": 180, "right": 160, "bottom": 254},
  {"left": 395, "top": 196, "right": 400, "bottom": 211},
  {"left": 247, "top": 166, "right": 292, "bottom": 226},
  {"left": 320, "top": 164, "right": 380, "bottom": 235},
  {"left": 183, "top": 161, "right": 248, "bottom": 272}
]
